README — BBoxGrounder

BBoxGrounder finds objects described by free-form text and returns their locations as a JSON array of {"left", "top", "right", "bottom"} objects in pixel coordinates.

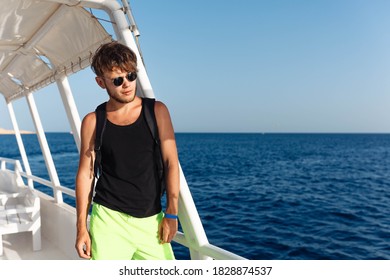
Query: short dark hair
[{"left": 91, "top": 41, "right": 137, "bottom": 76}]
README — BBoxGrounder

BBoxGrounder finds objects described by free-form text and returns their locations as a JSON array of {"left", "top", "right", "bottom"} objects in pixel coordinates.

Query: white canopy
[{"left": 0, "top": 0, "right": 112, "bottom": 103}]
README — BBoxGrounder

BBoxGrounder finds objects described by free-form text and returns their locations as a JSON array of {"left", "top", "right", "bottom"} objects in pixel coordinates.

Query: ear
[{"left": 95, "top": 77, "right": 106, "bottom": 89}]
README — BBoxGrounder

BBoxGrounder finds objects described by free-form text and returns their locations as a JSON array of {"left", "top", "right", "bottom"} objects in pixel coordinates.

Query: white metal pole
[
  {"left": 25, "top": 93, "right": 64, "bottom": 203},
  {"left": 177, "top": 164, "right": 211, "bottom": 260},
  {"left": 6, "top": 101, "right": 34, "bottom": 188},
  {"left": 107, "top": 5, "right": 155, "bottom": 98},
  {"left": 56, "top": 75, "right": 81, "bottom": 152},
  {"left": 105, "top": 1, "right": 212, "bottom": 259}
]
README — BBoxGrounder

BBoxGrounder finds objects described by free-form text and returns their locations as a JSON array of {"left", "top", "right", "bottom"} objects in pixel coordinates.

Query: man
[{"left": 75, "top": 41, "right": 179, "bottom": 260}]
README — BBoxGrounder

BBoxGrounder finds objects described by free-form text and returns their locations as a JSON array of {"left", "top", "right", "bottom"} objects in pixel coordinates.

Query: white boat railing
[
  {"left": 0, "top": 0, "right": 246, "bottom": 261},
  {"left": 0, "top": 157, "right": 246, "bottom": 260}
]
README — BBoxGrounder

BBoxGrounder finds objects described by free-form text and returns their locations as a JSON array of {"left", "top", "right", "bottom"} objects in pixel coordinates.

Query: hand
[
  {"left": 159, "top": 217, "right": 178, "bottom": 244},
  {"left": 75, "top": 229, "right": 92, "bottom": 259}
]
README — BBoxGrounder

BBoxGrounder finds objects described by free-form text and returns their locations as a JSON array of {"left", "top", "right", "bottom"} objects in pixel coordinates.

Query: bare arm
[
  {"left": 75, "top": 112, "right": 96, "bottom": 258},
  {"left": 155, "top": 101, "right": 180, "bottom": 243}
]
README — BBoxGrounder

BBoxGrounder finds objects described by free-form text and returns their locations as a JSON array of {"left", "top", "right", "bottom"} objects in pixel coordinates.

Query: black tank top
[{"left": 93, "top": 101, "right": 161, "bottom": 218}]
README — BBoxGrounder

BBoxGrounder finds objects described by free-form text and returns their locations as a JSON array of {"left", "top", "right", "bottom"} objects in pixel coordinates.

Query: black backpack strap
[
  {"left": 94, "top": 102, "right": 107, "bottom": 179},
  {"left": 142, "top": 98, "right": 166, "bottom": 195},
  {"left": 142, "top": 98, "right": 159, "bottom": 143}
]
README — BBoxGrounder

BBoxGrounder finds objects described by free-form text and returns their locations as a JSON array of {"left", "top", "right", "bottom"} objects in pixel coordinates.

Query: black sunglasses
[{"left": 109, "top": 72, "right": 137, "bottom": 87}]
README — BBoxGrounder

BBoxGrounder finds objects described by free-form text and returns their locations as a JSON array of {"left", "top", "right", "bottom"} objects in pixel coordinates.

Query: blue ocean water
[{"left": 1, "top": 133, "right": 389, "bottom": 260}]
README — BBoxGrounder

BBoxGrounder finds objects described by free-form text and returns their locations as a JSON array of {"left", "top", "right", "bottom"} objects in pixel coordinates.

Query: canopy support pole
[
  {"left": 107, "top": 3, "right": 154, "bottom": 98},
  {"left": 107, "top": 2, "right": 212, "bottom": 260},
  {"left": 177, "top": 163, "right": 212, "bottom": 260},
  {"left": 25, "top": 93, "right": 63, "bottom": 203},
  {"left": 56, "top": 75, "right": 81, "bottom": 152},
  {"left": 6, "top": 101, "right": 34, "bottom": 189}
]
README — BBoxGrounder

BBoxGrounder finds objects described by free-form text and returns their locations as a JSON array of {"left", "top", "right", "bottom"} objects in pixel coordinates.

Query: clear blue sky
[{"left": 1, "top": 0, "right": 390, "bottom": 133}]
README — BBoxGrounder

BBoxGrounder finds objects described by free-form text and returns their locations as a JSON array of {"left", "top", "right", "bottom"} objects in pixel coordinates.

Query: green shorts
[{"left": 90, "top": 203, "right": 175, "bottom": 260}]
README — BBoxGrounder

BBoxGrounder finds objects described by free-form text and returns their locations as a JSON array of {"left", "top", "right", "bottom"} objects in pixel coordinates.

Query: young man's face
[{"left": 96, "top": 67, "right": 137, "bottom": 104}]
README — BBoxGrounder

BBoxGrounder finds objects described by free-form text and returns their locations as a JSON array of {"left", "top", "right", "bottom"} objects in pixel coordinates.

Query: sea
[{"left": 1, "top": 132, "right": 389, "bottom": 260}]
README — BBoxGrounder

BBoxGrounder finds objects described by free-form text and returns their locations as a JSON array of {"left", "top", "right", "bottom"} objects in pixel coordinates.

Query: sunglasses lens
[
  {"left": 112, "top": 77, "right": 124, "bottom": 87},
  {"left": 127, "top": 72, "right": 137, "bottom": 82}
]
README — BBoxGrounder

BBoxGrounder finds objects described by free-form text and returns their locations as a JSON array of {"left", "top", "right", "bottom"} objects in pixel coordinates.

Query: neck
[{"left": 107, "top": 96, "right": 140, "bottom": 111}]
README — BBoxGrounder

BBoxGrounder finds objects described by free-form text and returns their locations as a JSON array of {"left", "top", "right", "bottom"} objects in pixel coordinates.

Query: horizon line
[{"left": 2, "top": 131, "right": 389, "bottom": 135}]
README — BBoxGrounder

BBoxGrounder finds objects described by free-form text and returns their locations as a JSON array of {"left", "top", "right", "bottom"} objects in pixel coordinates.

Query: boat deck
[
  {"left": 0, "top": 231, "right": 70, "bottom": 260},
  {"left": 0, "top": 188, "right": 81, "bottom": 260}
]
